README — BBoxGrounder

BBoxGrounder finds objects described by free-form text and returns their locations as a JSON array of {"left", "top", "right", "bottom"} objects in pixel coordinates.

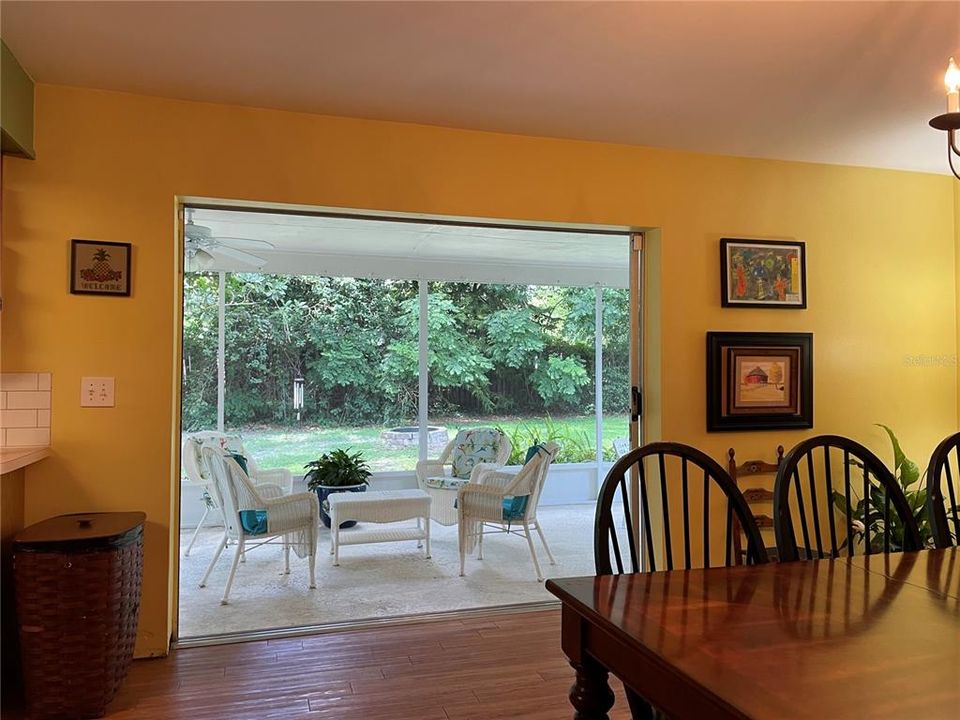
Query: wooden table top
[{"left": 547, "top": 549, "right": 960, "bottom": 719}]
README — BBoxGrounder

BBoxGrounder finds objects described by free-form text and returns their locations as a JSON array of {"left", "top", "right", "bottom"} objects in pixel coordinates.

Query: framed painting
[
  {"left": 707, "top": 331, "right": 813, "bottom": 431},
  {"left": 721, "top": 238, "right": 806, "bottom": 309},
  {"left": 70, "top": 240, "right": 132, "bottom": 296}
]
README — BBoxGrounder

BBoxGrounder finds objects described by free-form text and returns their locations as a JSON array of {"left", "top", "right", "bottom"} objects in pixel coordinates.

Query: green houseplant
[
  {"left": 304, "top": 449, "right": 372, "bottom": 529},
  {"left": 831, "top": 424, "right": 933, "bottom": 552}
]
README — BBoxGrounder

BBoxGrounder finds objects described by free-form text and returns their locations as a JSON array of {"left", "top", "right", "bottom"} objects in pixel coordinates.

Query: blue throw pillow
[
  {"left": 503, "top": 444, "right": 545, "bottom": 519},
  {"left": 229, "top": 453, "right": 265, "bottom": 533},
  {"left": 239, "top": 509, "right": 268, "bottom": 535}
]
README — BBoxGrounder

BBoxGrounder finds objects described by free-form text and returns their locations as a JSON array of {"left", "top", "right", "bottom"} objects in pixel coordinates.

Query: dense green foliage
[{"left": 182, "top": 273, "right": 629, "bottom": 430}]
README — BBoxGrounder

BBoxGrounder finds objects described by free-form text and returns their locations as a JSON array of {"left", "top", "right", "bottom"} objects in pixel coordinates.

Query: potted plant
[
  {"left": 832, "top": 424, "right": 934, "bottom": 552},
  {"left": 304, "top": 449, "right": 372, "bottom": 529}
]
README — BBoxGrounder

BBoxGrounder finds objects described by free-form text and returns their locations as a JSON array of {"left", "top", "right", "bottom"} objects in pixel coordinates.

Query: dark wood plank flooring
[{"left": 101, "top": 610, "right": 630, "bottom": 719}]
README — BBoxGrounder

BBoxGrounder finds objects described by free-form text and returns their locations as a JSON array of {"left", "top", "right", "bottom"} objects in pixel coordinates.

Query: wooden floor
[{"left": 100, "top": 610, "right": 630, "bottom": 719}]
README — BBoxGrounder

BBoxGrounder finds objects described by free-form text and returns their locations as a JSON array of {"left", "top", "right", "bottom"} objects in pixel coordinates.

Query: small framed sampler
[
  {"left": 707, "top": 331, "right": 813, "bottom": 432},
  {"left": 70, "top": 240, "right": 132, "bottom": 296},
  {"left": 721, "top": 238, "right": 806, "bottom": 308}
]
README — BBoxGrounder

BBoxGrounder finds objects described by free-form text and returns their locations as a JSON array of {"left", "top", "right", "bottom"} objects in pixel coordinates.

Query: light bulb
[
  {"left": 186, "top": 248, "right": 216, "bottom": 271},
  {"left": 946, "top": 57, "right": 960, "bottom": 113},
  {"left": 946, "top": 58, "right": 960, "bottom": 92},
  {"left": 194, "top": 249, "right": 216, "bottom": 270}
]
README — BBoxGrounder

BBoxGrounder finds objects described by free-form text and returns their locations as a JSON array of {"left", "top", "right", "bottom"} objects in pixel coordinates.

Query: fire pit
[{"left": 381, "top": 426, "right": 449, "bottom": 451}]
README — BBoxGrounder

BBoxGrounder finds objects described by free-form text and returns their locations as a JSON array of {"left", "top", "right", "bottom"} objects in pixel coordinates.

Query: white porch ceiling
[{"left": 188, "top": 208, "right": 630, "bottom": 287}]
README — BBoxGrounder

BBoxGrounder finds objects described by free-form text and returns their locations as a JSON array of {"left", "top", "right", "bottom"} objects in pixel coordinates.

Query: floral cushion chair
[{"left": 416, "top": 428, "right": 512, "bottom": 526}]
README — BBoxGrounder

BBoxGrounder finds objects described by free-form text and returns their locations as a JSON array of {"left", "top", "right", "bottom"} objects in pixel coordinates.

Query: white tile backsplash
[
  {"left": 7, "top": 392, "right": 51, "bottom": 410},
  {"left": 1, "top": 409, "right": 37, "bottom": 428},
  {"left": 1, "top": 373, "right": 52, "bottom": 447},
  {"left": 5, "top": 428, "right": 50, "bottom": 447},
  {"left": 0, "top": 373, "right": 38, "bottom": 392}
]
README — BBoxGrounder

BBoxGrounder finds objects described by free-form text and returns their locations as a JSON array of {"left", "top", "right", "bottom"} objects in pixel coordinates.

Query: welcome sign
[{"left": 70, "top": 239, "right": 132, "bottom": 296}]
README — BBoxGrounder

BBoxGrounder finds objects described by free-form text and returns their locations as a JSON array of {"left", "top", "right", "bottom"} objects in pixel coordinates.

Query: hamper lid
[{"left": 14, "top": 512, "right": 146, "bottom": 550}]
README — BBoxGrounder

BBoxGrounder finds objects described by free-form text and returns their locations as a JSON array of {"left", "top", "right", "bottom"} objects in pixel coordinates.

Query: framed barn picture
[
  {"left": 721, "top": 238, "right": 806, "bottom": 308},
  {"left": 707, "top": 331, "right": 813, "bottom": 431},
  {"left": 70, "top": 240, "right": 132, "bottom": 296}
]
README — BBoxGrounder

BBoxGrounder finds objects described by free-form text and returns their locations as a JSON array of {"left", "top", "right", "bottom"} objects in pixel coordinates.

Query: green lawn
[{"left": 236, "top": 415, "right": 629, "bottom": 473}]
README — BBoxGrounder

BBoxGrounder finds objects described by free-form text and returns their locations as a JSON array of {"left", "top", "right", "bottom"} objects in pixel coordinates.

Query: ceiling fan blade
[
  {"left": 214, "top": 236, "right": 275, "bottom": 251},
  {"left": 212, "top": 245, "right": 269, "bottom": 268}
]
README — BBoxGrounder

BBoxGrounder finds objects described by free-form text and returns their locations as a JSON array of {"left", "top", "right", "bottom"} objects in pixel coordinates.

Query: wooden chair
[
  {"left": 595, "top": 441, "right": 767, "bottom": 719},
  {"left": 595, "top": 441, "right": 768, "bottom": 575},
  {"left": 773, "top": 435, "right": 922, "bottom": 562},
  {"left": 728, "top": 446, "right": 783, "bottom": 563},
  {"left": 926, "top": 431, "right": 960, "bottom": 548}
]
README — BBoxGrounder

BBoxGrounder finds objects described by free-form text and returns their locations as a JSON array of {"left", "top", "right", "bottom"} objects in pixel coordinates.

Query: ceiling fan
[{"left": 183, "top": 209, "right": 275, "bottom": 271}]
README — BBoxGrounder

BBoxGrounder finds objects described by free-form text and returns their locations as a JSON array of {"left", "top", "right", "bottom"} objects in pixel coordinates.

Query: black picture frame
[
  {"left": 720, "top": 238, "right": 806, "bottom": 309},
  {"left": 70, "top": 239, "right": 132, "bottom": 296},
  {"left": 707, "top": 331, "right": 813, "bottom": 432}
]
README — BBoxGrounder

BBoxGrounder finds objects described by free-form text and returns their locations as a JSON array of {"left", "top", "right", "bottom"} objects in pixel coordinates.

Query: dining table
[{"left": 546, "top": 548, "right": 960, "bottom": 719}]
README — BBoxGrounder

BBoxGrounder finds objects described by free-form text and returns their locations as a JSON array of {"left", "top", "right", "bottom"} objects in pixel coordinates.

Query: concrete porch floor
[{"left": 178, "top": 504, "right": 597, "bottom": 639}]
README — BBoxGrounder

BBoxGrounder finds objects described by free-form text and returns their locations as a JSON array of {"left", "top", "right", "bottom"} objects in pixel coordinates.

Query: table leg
[
  {"left": 332, "top": 510, "right": 340, "bottom": 566},
  {"left": 625, "top": 689, "right": 657, "bottom": 720},
  {"left": 424, "top": 515, "right": 431, "bottom": 558},
  {"left": 569, "top": 659, "right": 615, "bottom": 720}
]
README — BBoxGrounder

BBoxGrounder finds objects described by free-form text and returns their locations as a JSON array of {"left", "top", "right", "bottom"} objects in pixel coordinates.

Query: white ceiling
[
  {"left": 187, "top": 208, "right": 630, "bottom": 287},
  {"left": 3, "top": 1, "right": 959, "bottom": 174}
]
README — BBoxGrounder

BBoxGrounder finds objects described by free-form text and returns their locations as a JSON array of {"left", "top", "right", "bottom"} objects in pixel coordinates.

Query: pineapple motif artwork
[
  {"left": 720, "top": 238, "right": 806, "bottom": 309},
  {"left": 70, "top": 240, "right": 131, "bottom": 296}
]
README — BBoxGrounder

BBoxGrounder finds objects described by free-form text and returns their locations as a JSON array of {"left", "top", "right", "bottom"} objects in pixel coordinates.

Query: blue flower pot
[{"left": 316, "top": 484, "right": 367, "bottom": 529}]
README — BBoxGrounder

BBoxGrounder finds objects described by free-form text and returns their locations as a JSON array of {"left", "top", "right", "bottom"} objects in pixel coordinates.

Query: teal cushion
[
  {"left": 502, "top": 497, "right": 526, "bottom": 521},
  {"left": 524, "top": 444, "right": 545, "bottom": 464},
  {"left": 503, "top": 444, "right": 544, "bottom": 519},
  {"left": 228, "top": 452, "right": 249, "bottom": 475},
  {"left": 239, "top": 509, "right": 268, "bottom": 535},
  {"left": 230, "top": 453, "right": 264, "bottom": 533}
]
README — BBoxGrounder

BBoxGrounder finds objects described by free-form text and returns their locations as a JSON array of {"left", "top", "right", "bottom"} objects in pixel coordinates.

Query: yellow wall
[{"left": 2, "top": 84, "right": 957, "bottom": 656}]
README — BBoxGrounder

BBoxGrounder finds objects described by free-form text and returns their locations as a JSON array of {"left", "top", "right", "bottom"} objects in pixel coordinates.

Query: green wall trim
[{"left": 1, "top": 40, "right": 35, "bottom": 158}]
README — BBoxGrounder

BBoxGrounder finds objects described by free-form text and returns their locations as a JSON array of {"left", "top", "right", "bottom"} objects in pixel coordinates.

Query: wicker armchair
[
  {"left": 457, "top": 442, "right": 558, "bottom": 581},
  {"left": 416, "top": 428, "right": 512, "bottom": 526},
  {"left": 181, "top": 431, "right": 293, "bottom": 557},
  {"left": 199, "top": 447, "right": 318, "bottom": 605}
]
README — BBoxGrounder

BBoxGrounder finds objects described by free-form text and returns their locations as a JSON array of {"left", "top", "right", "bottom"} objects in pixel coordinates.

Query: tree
[{"left": 181, "top": 273, "right": 630, "bottom": 429}]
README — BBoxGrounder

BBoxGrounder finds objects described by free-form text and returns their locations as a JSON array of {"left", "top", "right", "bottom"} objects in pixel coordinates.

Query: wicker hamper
[{"left": 14, "top": 512, "right": 145, "bottom": 720}]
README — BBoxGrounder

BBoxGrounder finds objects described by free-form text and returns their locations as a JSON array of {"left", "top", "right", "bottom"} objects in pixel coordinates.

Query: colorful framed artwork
[
  {"left": 707, "top": 331, "right": 813, "bottom": 431},
  {"left": 721, "top": 238, "right": 806, "bottom": 309},
  {"left": 70, "top": 240, "right": 132, "bottom": 296}
]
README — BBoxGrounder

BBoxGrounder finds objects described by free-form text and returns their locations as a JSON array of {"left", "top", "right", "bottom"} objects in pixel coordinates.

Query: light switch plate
[{"left": 81, "top": 376, "right": 115, "bottom": 407}]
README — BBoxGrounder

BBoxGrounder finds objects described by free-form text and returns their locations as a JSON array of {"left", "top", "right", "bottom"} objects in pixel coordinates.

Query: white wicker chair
[
  {"left": 199, "top": 447, "right": 319, "bottom": 604},
  {"left": 181, "top": 431, "right": 293, "bottom": 557},
  {"left": 457, "top": 442, "right": 559, "bottom": 581},
  {"left": 416, "top": 428, "right": 512, "bottom": 526}
]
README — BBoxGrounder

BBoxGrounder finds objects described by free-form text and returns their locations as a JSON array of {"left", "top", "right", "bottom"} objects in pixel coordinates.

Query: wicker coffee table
[{"left": 327, "top": 489, "right": 432, "bottom": 566}]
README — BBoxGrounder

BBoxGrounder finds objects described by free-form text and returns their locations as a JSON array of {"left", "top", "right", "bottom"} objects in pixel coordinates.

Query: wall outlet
[{"left": 81, "top": 377, "right": 115, "bottom": 407}]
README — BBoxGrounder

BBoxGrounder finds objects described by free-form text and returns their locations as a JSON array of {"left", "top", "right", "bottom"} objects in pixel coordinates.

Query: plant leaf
[{"left": 875, "top": 423, "right": 906, "bottom": 473}]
